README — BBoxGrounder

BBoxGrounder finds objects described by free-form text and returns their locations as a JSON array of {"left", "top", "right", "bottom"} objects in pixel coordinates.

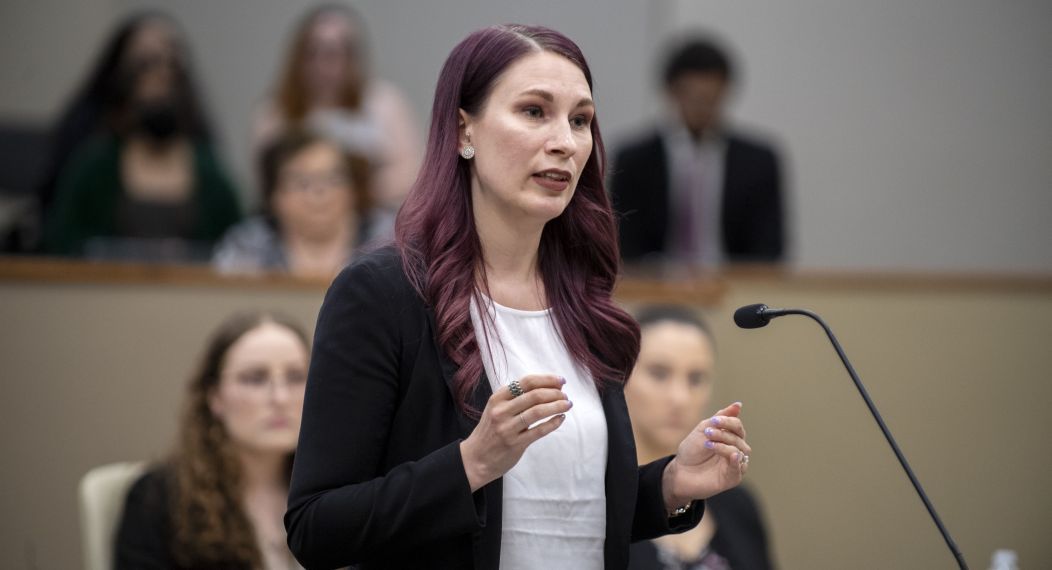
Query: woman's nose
[{"left": 545, "top": 122, "right": 578, "bottom": 157}]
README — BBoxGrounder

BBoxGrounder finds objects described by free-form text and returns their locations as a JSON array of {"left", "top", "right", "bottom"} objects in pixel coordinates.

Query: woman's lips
[
  {"left": 532, "top": 170, "right": 572, "bottom": 192},
  {"left": 266, "top": 417, "right": 292, "bottom": 429}
]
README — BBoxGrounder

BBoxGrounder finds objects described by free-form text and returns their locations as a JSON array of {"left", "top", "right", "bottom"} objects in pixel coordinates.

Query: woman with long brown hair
[
  {"left": 253, "top": 3, "right": 421, "bottom": 211},
  {"left": 116, "top": 312, "right": 309, "bottom": 569},
  {"left": 286, "top": 24, "right": 752, "bottom": 569}
]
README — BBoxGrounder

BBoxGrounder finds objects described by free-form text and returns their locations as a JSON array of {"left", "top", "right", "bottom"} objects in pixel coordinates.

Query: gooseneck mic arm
[{"left": 734, "top": 304, "right": 968, "bottom": 570}]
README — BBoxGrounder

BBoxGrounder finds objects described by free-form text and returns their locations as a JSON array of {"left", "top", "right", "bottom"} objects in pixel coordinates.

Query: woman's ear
[{"left": 457, "top": 108, "right": 473, "bottom": 151}]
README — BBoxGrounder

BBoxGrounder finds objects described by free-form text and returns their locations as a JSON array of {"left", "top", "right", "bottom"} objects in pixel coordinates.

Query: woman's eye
[
  {"left": 286, "top": 369, "right": 308, "bottom": 385},
  {"left": 647, "top": 365, "right": 671, "bottom": 382},
  {"left": 688, "top": 372, "right": 708, "bottom": 388},
  {"left": 237, "top": 370, "right": 269, "bottom": 386},
  {"left": 571, "top": 115, "right": 591, "bottom": 129},
  {"left": 523, "top": 106, "right": 543, "bottom": 119}
]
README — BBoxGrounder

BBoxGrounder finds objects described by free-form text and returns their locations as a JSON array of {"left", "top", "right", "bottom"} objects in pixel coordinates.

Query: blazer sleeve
[
  {"left": 285, "top": 259, "right": 483, "bottom": 569},
  {"left": 631, "top": 456, "right": 705, "bottom": 542}
]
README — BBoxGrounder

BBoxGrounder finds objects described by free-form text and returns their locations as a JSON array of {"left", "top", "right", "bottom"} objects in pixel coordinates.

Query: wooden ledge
[{"left": 1, "top": 256, "right": 1049, "bottom": 301}]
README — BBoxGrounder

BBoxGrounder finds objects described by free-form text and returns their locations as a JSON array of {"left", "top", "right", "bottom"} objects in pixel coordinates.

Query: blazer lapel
[
  {"left": 425, "top": 307, "right": 492, "bottom": 436},
  {"left": 601, "top": 380, "right": 637, "bottom": 567}
]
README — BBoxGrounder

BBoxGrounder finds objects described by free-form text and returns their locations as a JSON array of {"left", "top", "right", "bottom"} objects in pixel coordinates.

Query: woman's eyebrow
[{"left": 518, "top": 88, "right": 593, "bottom": 108}]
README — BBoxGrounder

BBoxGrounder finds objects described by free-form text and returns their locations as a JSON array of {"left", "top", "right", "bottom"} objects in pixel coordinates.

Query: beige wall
[
  {"left": 3, "top": 0, "right": 1050, "bottom": 272},
  {"left": 2, "top": 268, "right": 1050, "bottom": 568}
]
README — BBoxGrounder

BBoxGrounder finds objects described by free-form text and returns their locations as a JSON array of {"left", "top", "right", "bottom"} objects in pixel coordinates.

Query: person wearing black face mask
[{"left": 42, "top": 12, "right": 241, "bottom": 261}]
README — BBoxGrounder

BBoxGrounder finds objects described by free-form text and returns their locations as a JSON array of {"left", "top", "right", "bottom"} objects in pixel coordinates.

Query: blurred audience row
[
  {"left": 105, "top": 307, "right": 772, "bottom": 569},
  {"left": 7, "top": 4, "right": 786, "bottom": 277},
  {"left": 25, "top": 5, "right": 418, "bottom": 278}
]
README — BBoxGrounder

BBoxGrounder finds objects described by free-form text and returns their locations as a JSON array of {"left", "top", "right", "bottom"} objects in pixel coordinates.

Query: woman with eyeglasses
[
  {"left": 115, "top": 311, "right": 309, "bottom": 569},
  {"left": 213, "top": 130, "right": 382, "bottom": 279}
]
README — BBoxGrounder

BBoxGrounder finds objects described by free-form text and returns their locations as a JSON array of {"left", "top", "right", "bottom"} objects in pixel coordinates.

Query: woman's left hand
[{"left": 662, "top": 401, "right": 751, "bottom": 512}]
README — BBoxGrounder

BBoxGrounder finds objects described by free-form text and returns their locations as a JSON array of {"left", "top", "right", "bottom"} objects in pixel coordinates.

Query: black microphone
[
  {"left": 733, "top": 303, "right": 792, "bottom": 329},
  {"left": 735, "top": 303, "right": 968, "bottom": 570}
]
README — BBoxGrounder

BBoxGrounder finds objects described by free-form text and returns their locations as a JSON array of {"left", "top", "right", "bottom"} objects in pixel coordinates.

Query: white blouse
[{"left": 470, "top": 296, "right": 608, "bottom": 570}]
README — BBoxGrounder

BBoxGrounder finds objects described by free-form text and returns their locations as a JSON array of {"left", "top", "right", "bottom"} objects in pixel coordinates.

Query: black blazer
[
  {"left": 285, "top": 246, "right": 703, "bottom": 569},
  {"left": 627, "top": 486, "right": 773, "bottom": 570},
  {"left": 115, "top": 467, "right": 254, "bottom": 570},
  {"left": 610, "top": 130, "right": 785, "bottom": 263}
]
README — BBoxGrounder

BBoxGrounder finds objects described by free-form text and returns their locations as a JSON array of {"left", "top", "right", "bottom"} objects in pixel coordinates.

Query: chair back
[{"left": 78, "top": 461, "right": 146, "bottom": 570}]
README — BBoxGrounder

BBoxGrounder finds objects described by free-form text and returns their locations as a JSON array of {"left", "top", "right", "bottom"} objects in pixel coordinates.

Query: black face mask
[{"left": 134, "top": 100, "right": 181, "bottom": 143}]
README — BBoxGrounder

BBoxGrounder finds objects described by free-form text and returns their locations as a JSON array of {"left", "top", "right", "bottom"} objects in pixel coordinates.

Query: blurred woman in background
[
  {"left": 626, "top": 306, "right": 773, "bottom": 570},
  {"left": 115, "top": 311, "right": 309, "bottom": 569},
  {"left": 43, "top": 11, "right": 240, "bottom": 261},
  {"left": 214, "top": 129, "right": 383, "bottom": 279},
  {"left": 253, "top": 3, "right": 421, "bottom": 211}
]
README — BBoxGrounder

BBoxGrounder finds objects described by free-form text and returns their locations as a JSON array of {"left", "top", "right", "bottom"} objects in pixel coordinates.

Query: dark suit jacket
[
  {"left": 610, "top": 130, "right": 785, "bottom": 263},
  {"left": 285, "top": 246, "right": 703, "bottom": 569},
  {"left": 115, "top": 467, "right": 254, "bottom": 570},
  {"left": 627, "top": 486, "right": 773, "bottom": 570}
]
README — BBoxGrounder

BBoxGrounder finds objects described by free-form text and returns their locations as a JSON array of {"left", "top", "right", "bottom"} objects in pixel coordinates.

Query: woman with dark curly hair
[{"left": 115, "top": 312, "right": 309, "bottom": 569}]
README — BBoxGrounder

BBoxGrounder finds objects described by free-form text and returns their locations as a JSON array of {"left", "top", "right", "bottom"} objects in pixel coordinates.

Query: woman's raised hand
[
  {"left": 459, "top": 374, "right": 571, "bottom": 492},
  {"left": 662, "top": 401, "right": 751, "bottom": 511}
]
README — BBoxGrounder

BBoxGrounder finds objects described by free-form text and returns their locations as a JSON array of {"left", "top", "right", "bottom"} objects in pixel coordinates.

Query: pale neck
[
  {"left": 472, "top": 205, "right": 544, "bottom": 288},
  {"left": 236, "top": 448, "right": 289, "bottom": 492}
]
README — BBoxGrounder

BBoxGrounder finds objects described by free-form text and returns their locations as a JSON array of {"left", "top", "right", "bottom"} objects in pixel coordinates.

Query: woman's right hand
[{"left": 459, "top": 374, "right": 572, "bottom": 491}]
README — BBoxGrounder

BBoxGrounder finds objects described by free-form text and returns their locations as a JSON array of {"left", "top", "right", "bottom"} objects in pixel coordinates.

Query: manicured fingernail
[
  {"left": 734, "top": 401, "right": 743, "bottom": 407},
  {"left": 733, "top": 451, "right": 741, "bottom": 461},
  {"left": 567, "top": 400, "right": 574, "bottom": 408},
  {"left": 703, "top": 427, "right": 714, "bottom": 437},
  {"left": 560, "top": 376, "right": 567, "bottom": 385},
  {"left": 704, "top": 440, "right": 715, "bottom": 449},
  {"left": 710, "top": 416, "right": 720, "bottom": 425}
]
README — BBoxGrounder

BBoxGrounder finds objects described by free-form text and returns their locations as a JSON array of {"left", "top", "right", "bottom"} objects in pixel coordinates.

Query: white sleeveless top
[{"left": 470, "top": 296, "right": 608, "bottom": 570}]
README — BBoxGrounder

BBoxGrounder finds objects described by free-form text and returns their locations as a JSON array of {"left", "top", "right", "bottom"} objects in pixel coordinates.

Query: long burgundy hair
[{"left": 395, "top": 24, "right": 639, "bottom": 416}]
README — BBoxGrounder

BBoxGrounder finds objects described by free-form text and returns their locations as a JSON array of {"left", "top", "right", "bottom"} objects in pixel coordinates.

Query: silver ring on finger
[
  {"left": 509, "top": 379, "right": 524, "bottom": 398},
  {"left": 518, "top": 413, "right": 529, "bottom": 431},
  {"left": 738, "top": 453, "right": 750, "bottom": 469}
]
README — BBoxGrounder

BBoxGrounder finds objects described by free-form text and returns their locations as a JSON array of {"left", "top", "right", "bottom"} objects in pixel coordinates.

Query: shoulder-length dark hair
[
  {"left": 167, "top": 311, "right": 309, "bottom": 567},
  {"left": 258, "top": 128, "right": 373, "bottom": 222},
  {"left": 395, "top": 24, "right": 639, "bottom": 416},
  {"left": 275, "top": 3, "right": 369, "bottom": 121}
]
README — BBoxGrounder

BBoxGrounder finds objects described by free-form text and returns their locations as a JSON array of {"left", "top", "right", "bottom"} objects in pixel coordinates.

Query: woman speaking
[{"left": 285, "top": 24, "right": 751, "bottom": 570}]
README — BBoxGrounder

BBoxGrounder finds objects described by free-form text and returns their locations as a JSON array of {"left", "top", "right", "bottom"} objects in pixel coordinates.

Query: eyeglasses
[
  {"left": 223, "top": 367, "right": 307, "bottom": 397},
  {"left": 278, "top": 170, "right": 350, "bottom": 195}
]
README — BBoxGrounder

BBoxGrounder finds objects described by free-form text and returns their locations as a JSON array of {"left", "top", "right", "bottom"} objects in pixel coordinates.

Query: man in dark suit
[{"left": 611, "top": 37, "right": 786, "bottom": 266}]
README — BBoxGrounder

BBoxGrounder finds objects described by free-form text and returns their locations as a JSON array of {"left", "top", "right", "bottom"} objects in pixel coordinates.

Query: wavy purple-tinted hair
[{"left": 396, "top": 24, "right": 640, "bottom": 416}]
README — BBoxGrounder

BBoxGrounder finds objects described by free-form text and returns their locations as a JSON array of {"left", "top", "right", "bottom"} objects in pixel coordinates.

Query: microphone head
[{"left": 734, "top": 304, "right": 771, "bottom": 329}]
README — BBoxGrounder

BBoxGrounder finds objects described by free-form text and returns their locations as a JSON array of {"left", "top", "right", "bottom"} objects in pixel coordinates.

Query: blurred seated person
[
  {"left": 610, "top": 36, "right": 785, "bottom": 268},
  {"left": 36, "top": 12, "right": 202, "bottom": 233},
  {"left": 253, "top": 3, "right": 421, "bottom": 212},
  {"left": 115, "top": 311, "right": 309, "bottom": 569},
  {"left": 213, "top": 130, "right": 385, "bottom": 279},
  {"left": 42, "top": 12, "right": 240, "bottom": 261},
  {"left": 626, "top": 306, "right": 774, "bottom": 569}
]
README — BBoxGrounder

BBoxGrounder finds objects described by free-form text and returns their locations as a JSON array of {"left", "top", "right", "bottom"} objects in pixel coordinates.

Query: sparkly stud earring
[{"left": 460, "top": 145, "right": 475, "bottom": 159}]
